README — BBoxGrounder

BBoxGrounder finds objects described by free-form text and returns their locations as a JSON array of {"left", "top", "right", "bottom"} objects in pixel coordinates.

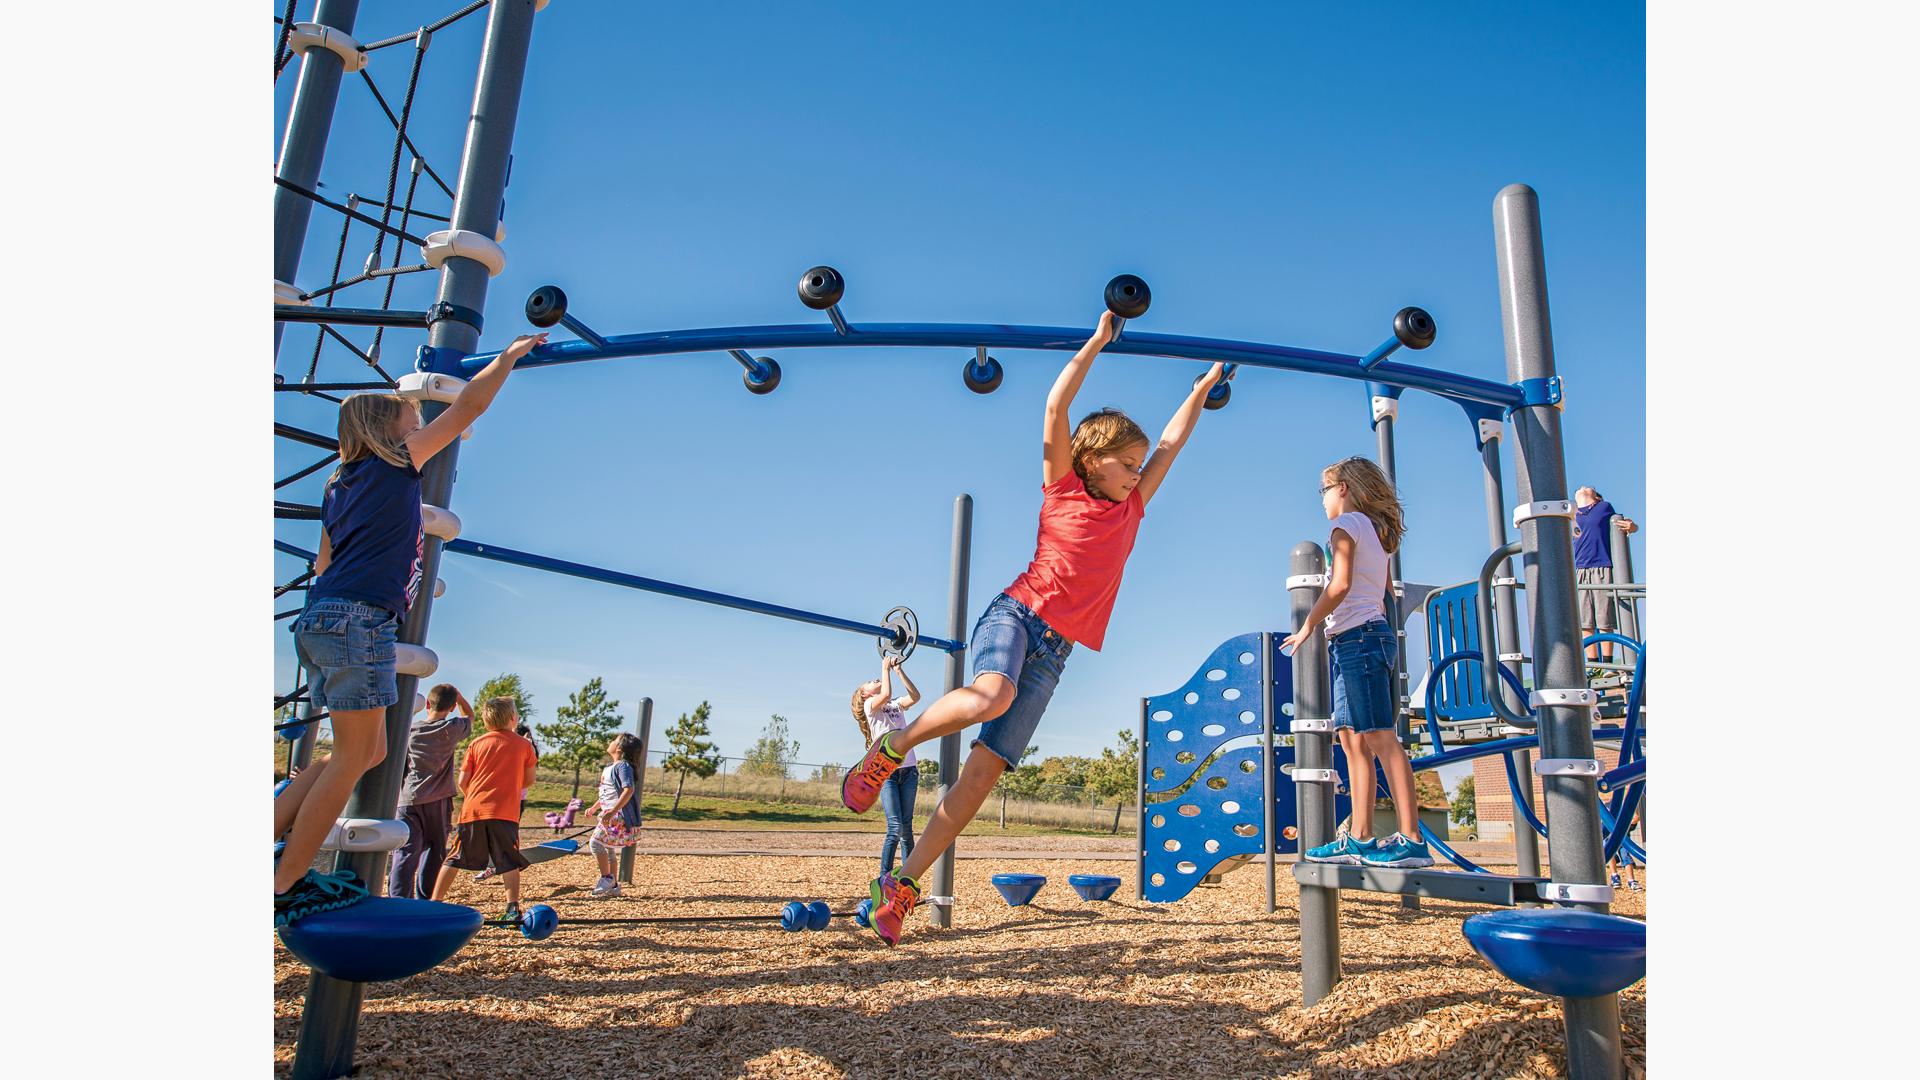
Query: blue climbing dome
[
  {"left": 277, "top": 897, "right": 484, "bottom": 983},
  {"left": 1462, "top": 909, "right": 1646, "bottom": 999}
]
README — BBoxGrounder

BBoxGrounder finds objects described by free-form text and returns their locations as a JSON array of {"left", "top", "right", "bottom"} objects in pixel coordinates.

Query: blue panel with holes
[{"left": 1270, "top": 741, "right": 1356, "bottom": 857}]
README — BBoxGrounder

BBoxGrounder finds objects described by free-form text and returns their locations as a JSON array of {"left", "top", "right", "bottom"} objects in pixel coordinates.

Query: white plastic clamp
[
  {"left": 1371, "top": 396, "right": 1400, "bottom": 425},
  {"left": 1498, "top": 652, "right": 1527, "bottom": 663},
  {"left": 1492, "top": 576, "right": 1521, "bottom": 588},
  {"left": 421, "top": 229, "right": 507, "bottom": 277},
  {"left": 1535, "top": 758, "right": 1601, "bottom": 778},
  {"left": 275, "top": 280, "right": 308, "bottom": 306},
  {"left": 395, "top": 371, "right": 468, "bottom": 404},
  {"left": 1539, "top": 881, "right": 1614, "bottom": 905},
  {"left": 494, "top": 219, "right": 508, "bottom": 243},
  {"left": 288, "top": 23, "right": 368, "bottom": 73},
  {"left": 421, "top": 503, "right": 462, "bottom": 541},
  {"left": 1290, "top": 718, "right": 1334, "bottom": 734},
  {"left": 1530, "top": 688, "right": 1598, "bottom": 709},
  {"left": 1287, "top": 768, "right": 1341, "bottom": 784},
  {"left": 1513, "top": 500, "right": 1575, "bottom": 528},
  {"left": 1477, "top": 417, "right": 1504, "bottom": 445},
  {"left": 1286, "top": 573, "right": 1328, "bottom": 590},
  {"left": 394, "top": 643, "right": 439, "bottom": 678},
  {"left": 433, "top": 578, "right": 446, "bottom": 599},
  {"left": 322, "top": 818, "right": 410, "bottom": 852},
  {"left": 921, "top": 895, "right": 955, "bottom": 907},
  {"left": 412, "top": 692, "right": 427, "bottom": 714}
]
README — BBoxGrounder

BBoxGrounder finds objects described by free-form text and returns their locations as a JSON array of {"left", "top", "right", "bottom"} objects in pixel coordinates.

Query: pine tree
[
  {"left": 663, "top": 701, "right": 722, "bottom": 812},
  {"left": 534, "top": 677, "right": 622, "bottom": 800}
]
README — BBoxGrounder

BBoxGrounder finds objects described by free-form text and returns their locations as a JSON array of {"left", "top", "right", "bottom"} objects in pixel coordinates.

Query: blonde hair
[
  {"left": 332, "top": 394, "right": 417, "bottom": 479},
  {"left": 481, "top": 696, "right": 519, "bottom": 732},
  {"left": 1069, "top": 408, "right": 1150, "bottom": 481},
  {"left": 849, "top": 686, "right": 873, "bottom": 746},
  {"left": 1325, "top": 456, "right": 1406, "bottom": 554}
]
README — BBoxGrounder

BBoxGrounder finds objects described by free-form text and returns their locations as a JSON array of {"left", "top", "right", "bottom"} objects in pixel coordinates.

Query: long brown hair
[
  {"left": 1069, "top": 408, "right": 1149, "bottom": 481},
  {"left": 849, "top": 686, "right": 873, "bottom": 746},
  {"left": 330, "top": 393, "right": 416, "bottom": 485},
  {"left": 1325, "top": 456, "right": 1406, "bottom": 554}
]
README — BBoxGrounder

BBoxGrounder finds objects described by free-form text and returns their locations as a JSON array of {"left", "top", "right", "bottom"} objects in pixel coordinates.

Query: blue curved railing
[{"left": 1425, "top": 650, "right": 1531, "bottom": 755}]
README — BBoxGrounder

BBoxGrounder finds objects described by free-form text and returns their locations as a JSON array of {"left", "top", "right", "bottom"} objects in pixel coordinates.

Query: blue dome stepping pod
[
  {"left": 854, "top": 898, "right": 874, "bottom": 928},
  {"left": 780, "top": 901, "right": 808, "bottom": 931},
  {"left": 277, "top": 897, "right": 484, "bottom": 983},
  {"left": 806, "top": 901, "right": 833, "bottom": 931},
  {"left": 1069, "top": 874, "right": 1122, "bottom": 901},
  {"left": 518, "top": 904, "right": 559, "bottom": 941},
  {"left": 1462, "top": 909, "right": 1647, "bottom": 999},
  {"left": 990, "top": 873, "right": 1047, "bottom": 906}
]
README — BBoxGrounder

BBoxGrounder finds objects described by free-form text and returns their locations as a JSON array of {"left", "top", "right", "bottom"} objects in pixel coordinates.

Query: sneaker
[
  {"left": 867, "top": 871, "right": 921, "bottom": 947},
  {"left": 1303, "top": 829, "right": 1378, "bottom": 865},
  {"left": 274, "top": 868, "right": 369, "bottom": 929},
  {"left": 1628, "top": 880, "right": 1642, "bottom": 892},
  {"left": 591, "top": 876, "right": 620, "bottom": 898},
  {"left": 504, "top": 903, "right": 523, "bottom": 925},
  {"left": 1610, "top": 873, "right": 1622, "bottom": 888},
  {"left": 841, "top": 733, "right": 904, "bottom": 814},
  {"left": 1360, "top": 832, "right": 1435, "bottom": 869},
  {"left": 475, "top": 867, "right": 497, "bottom": 883}
]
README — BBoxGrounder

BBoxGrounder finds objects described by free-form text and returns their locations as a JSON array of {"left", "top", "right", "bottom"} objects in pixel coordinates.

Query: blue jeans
[
  {"left": 969, "top": 593, "right": 1073, "bottom": 768},
  {"left": 1329, "top": 619, "right": 1398, "bottom": 733},
  {"left": 292, "top": 598, "right": 399, "bottom": 712},
  {"left": 879, "top": 765, "right": 919, "bottom": 872}
]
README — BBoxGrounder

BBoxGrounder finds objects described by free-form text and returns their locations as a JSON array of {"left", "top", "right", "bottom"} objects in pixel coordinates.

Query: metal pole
[
  {"left": 292, "top": 5, "right": 538, "bottom": 1078},
  {"left": 1493, "top": 183, "right": 1621, "bottom": 1079},
  {"left": 1480, "top": 432, "right": 1539, "bottom": 878},
  {"left": 1369, "top": 388, "right": 1418, "bottom": 911},
  {"left": 288, "top": 661, "right": 321, "bottom": 776},
  {"left": 274, "top": 0, "right": 361, "bottom": 360},
  {"left": 1609, "top": 519, "right": 1640, "bottom": 644},
  {"left": 1136, "top": 697, "right": 1148, "bottom": 901},
  {"left": 1262, "top": 633, "right": 1276, "bottom": 915},
  {"left": 619, "top": 697, "right": 652, "bottom": 885},
  {"left": 925, "top": 494, "right": 972, "bottom": 929},
  {"left": 1290, "top": 542, "right": 1340, "bottom": 1004}
]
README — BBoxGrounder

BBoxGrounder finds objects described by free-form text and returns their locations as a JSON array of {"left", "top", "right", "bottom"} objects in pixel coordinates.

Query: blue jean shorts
[
  {"left": 968, "top": 593, "right": 1072, "bottom": 768},
  {"left": 1329, "top": 619, "right": 1397, "bottom": 734},
  {"left": 292, "top": 598, "right": 400, "bottom": 712}
]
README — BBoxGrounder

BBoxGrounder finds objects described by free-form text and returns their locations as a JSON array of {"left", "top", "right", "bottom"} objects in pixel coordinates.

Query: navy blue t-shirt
[
  {"left": 1572, "top": 500, "right": 1617, "bottom": 569},
  {"left": 308, "top": 454, "right": 425, "bottom": 617}
]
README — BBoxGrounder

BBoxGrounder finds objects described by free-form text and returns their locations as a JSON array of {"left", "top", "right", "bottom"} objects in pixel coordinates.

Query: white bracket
[
  {"left": 1535, "top": 757, "right": 1601, "bottom": 778},
  {"left": 1531, "top": 688, "right": 1598, "bottom": 709},
  {"left": 1286, "top": 768, "right": 1341, "bottom": 784},
  {"left": 411, "top": 692, "right": 426, "bottom": 714},
  {"left": 1290, "top": 718, "right": 1334, "bottom": 734},
  {"left": 421, "top": 229, "right": 507, "bottom": 277},
  {"left": 1286, "top": 573, "right": 1328, "bottom": 590},
  {"left": 322, "top": 817, "right": 409, "bottom": 852},
  {"left": 421, "top": 503, "right": 462, "bottom": 541},
  {"left": 1371, "top": 396, "right": 1399, "bottom": 425},
  {"left": 921, "top": 895, "right": 954, "bottom": 907},
  {"left": 1513, "top": 500, "right": 1575, "bottom": 528},
  {"left": 1499, "top": 652, "right": 1528, "bottom": 663},
  {"left": 1539, "top": 881, "right": 1614, "bottom": 905},
  {"left": 274, "top": 280, "right": 308, "bottom": 306},
  {"left": 433, "top": 578, "right": 446, "bottom": 599},
  {"left": 395, "top": 371, "right": 467, "bottom": 404},
  {"left": 1492, "top": 576, "right": 1521, "bottom": 589},
  {"left": 288, "top": 23, "right": 368, "bottom": 73},
  {"left": 1477, "top": 417, "right": 1504, "bottom": 445},
  {"left": 395, "top": 643, "right": 439, "bottom": 678}
]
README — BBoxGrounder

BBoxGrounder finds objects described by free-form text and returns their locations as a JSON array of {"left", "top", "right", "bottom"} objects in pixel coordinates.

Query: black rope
[
  {"left": 319, "top": 324, "right": 380, "bottom": 367},
  {"left": 273, "top": 177, "right": 429, "bottom": 247},
  {"left": 346, "top": 196, "right": 449, "bottom": 224},
  {"left": 274, "top": 0, "right": 299, "bottom": 79},
  {"left": 275, "top": 423, "right": 339, "bottom": 451},
  {"left": 304, "top": 192, "right": 359, "bottom": 383},
  {"left": 275, "top": 710, "right": 328, "bottom": 731},
  {"left": 366, "top": 38, "right": 429, "bottom": 277},
  {"left": 300, "top": 262, "right": 431, "bottom": 303},
  {"left": 276, "top": 570, "right": 316, "bottom": 598},
  {"left": 275, "top": 454, "right": 338, "bottom": 490},
  {"left": 371, "top": 156, "right": 430, "bottom": 360},
  {"left": 357, "top": 69, "right": 455, "bottom": 201},
  {"left": 363, "top": 0, "right": 490, "bottom": 52},
  {"left": 276, "top": 501, "right": 323, "bottom": 520},
  {"left": 277, "top": 608, "right": 303, "bottom": 621},
  {"left": 275, "top": 381, "right": 392, "bottom": 393},
  {"left": 276, "top": 685, "right": 309, "bottom": 710}
]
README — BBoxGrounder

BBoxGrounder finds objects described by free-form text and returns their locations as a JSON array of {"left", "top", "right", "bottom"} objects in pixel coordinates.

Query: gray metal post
[
  {"left": 925, "top": 494, "right": 972, "bottom": 929},
  {"left": 1609, "top": 521, "right": 1640, "bottom": 644},
  {"left": 274, "top": 0, "right": 361, "bottom": 360},
  {"left": 1480, "top": 434, "right": 1539, "bottom": 878},
  {"left": 292, "top": 5, "right": 539, "bottom": 1078},
  {"left": 288, "top": 662, "right": 321, "bottom": 776},
  {"left": 1289, "top": 542, "right": 1341, "bottom": 1004},
  {"left": 1493, "top": 183, "right": 1622, "bottom": 1079},
  {"left": 619, "top": 697, "right": 652, "bottom": 885},
  {"left": 1370, "top": 397, "right": 1418, "bottom": 910},
  {"left": 1262, "top": 632, "right": 1277, "bottom": 914}
]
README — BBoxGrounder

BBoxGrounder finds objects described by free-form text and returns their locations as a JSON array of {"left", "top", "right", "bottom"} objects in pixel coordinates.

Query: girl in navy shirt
[{"left": 273, "top": 333, "right": 544, "bottom": 926}]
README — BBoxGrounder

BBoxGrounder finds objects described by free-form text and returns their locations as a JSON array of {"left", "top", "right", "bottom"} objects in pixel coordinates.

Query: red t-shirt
[
  {"left": 458, "top": 730, "right": 538, "bottom": 824},
  {"left": 1003, "top": 472, "right": 1146, "bottom": 651}
]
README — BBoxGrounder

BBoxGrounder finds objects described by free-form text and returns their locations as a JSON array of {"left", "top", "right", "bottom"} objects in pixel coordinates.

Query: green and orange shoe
[
  {"left": 867, "top": 871, "right": 921, "bottom": 947},
  {"left": 841, "top": 733, "right": 904, "bottom": 814}
]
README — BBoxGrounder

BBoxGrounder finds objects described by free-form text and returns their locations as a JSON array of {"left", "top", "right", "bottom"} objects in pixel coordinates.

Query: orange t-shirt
[
  {"left": 1002, "top": 471, "right": 1146, "bottom": 652},
  {"left": 457, "top": 730, "right": 538, "bottom": 824}
]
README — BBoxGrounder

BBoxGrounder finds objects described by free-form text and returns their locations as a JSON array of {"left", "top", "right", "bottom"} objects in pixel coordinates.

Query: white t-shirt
[
  {"left": 866, "top": 698, "right": 917, "bottom": 769},
  {"left": 1324, "top": 511, "right": 1391, "bottom": 637}
]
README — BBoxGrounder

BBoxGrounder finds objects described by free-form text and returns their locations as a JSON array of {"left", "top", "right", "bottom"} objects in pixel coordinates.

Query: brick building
[{"left": 1470, "top": 741, "right": 1628, "bottom": 843}]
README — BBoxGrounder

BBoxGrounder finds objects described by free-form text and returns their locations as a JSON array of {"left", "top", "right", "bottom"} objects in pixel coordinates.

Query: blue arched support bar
[
  {"left": 1424, "top": 650, "right": 1532, "bottom": 755},
  {"left": 276, "top": 898, "right": 483, "bottom": 983},
  {"left": 1598, "top": 757, "right": 1644, "bottom": 794},
  {"left": 453, "top": 322, "right": 1525, "bottom": 409},
  {"left": 1417, "top": 821, "right": 1488, "bottom": 873}
]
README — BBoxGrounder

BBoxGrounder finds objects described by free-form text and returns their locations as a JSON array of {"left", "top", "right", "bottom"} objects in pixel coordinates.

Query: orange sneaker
[
  {"left": 867, "top": 871, "right": 921, "bottom": 947},
  {"left": 841, "top": 733, "right": 903, "bottom": 813}
]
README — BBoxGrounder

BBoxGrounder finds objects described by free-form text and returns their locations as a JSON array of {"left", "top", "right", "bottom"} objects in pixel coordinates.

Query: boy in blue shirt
[{"left": 1572, "top": 486, "right": 1638, "bottom": 670}]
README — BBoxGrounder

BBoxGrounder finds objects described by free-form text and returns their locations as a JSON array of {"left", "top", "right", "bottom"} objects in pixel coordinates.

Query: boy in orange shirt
[{"left": 430, "top": 697, "right": 539, "bottom": 920}]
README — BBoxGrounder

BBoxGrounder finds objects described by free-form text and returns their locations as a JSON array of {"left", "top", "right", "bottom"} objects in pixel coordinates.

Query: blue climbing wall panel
[
  {"left": 1270, "top": 740, "right": 1355, "bottom": 860},
  {"left": 1426, "top": 580, "right": 1494, "bottom": 722}
]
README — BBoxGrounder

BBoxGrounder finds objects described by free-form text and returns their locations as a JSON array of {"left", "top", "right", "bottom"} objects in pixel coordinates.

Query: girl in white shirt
[{"left": 851, "top": 657, "right": 923, "bottom": 873}]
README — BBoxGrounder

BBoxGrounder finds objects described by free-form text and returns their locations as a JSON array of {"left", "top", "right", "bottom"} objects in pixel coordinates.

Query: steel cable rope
[
  {"left": 356, "top": 68, "right": 455, "bottom": 200},
  {"left": 273, "top": 0, "right": 298, "bottom": 79},
  {"left": 371, "top": 157, "right": 430, "bottom": 361}
]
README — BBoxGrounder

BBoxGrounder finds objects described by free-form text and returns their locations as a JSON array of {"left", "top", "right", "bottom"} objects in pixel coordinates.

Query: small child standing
[
  {"left": 387, "top": 683, "right": 473, "bottom": 899},
  {"left": 586, "top": 733, "right": 645, "bottom": 897},
  {"left": 851, "top": 656, "right": 922, "bottom": 874},
  {"left": 431, "top": 697, "right": 540, "bottom": 920}
]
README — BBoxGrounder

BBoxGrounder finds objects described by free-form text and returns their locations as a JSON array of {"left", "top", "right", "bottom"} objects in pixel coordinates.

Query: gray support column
[
  {"left": 273, "top": 0, "right": 361, "bottom": 360},
  {"left": 289, "top": 662, "right": 321, "bottom": 776},
  {"left": 1289, "top": 542, "right": 1340, "bottom": 1005},
  {"left": 1480, "top": 433, "right": 1539, "bottom": 878},
  {"left": 1136, "top": 697, "right": 1148, "bottom": 901},
  {"left": 925, "top": 494, "right": 973, "bottom": 929},
  {"left": 292, "top": 5, "right": 539, "bottom": 1078},
  {"left": 1370, "top": 400, "right": 1418, "bottom": 911},
  {"left": 1609, "top": 522, "right": 1640, "bottom": 644},
  {"left": 1493, "top": 183, "right": 1622, "bottom": 1079},
  {"left": 1263, "top": 633, "right": 1276, "bottom": 915},
  {"left": 619, "top": 697, "right": 653, "bottom": 885}
]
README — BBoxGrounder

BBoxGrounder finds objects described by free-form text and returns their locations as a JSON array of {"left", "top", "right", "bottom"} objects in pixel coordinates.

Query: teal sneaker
[
  {"left": 1303, "top": 830, "right": 1378, "bottom": 864},
  {"left": 274, "top": 868, "right": 369, "bottom": 928},
  {"left": 1360, "top": 832, "right": 1435, "bottom": 869}
]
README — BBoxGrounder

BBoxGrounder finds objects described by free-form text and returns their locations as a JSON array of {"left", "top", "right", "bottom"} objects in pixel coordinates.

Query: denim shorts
[
  {"left": 968, "top": 593, "right": 1073, "bottom": 768},
  {"left": 1329, "top": 619, "right": 1397, "bottom": 734},
  {"left": 292, "top": 598, "right": 400, "bottom": 712}
]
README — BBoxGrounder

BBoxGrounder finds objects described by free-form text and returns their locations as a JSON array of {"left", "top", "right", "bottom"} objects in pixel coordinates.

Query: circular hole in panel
[
  {"left": 1233, "top": 824, "right": 1258, "bottom": 837},
  {"left": 1175, "top": 751, "right": 1196, "bottom": 764},
  {"left": 1239, "top": 760, "right": 1257, "bottom": 774},
  {"left": 1206, "top": 776, "right": 1228, "bottom": 791},
  {"left": 1151, "top": 873, "right": 1165, "bottom": 887},
  {"left": 1176, "top": 861, "right": 1198, "bottom": 875},
  {"left": 1167, "top": 730, "right": 1184, "bottom": 742},
  {"left": 1223, "top": 688, "right": 1241, "bottom": 701},
  {"left": 1221, "top": 801, "right": 1241, "bottom": 814},
  {"left": 1282, "top": 703, "right": 1295, "bottom": 715},
  {"left": 1151, "top": 767, "right": 1165, "bottom": 780},
  {"left": 1205, "top": 669, "right": 1227, "bottom": 682},
  {"left": 1151, "top": 709, "right": 1173, "bottom": 722},
  {"left": 1184, "top": 692, "right": 1200, "bottom": 705},
  {"left": 1163, "top": 839, "right": 1180, "bottom": 852},
  {"left": 1239, "top": 710, "right": 1257, "bottom": 724},
  {"left": 1202, "top": 724, "right": 1226, "bottom": 737},
  {"left": 1205, "top": 839, "right": 1220, "bottom": 853},
  {"left": 1177, "top": 804, "right": 1201, "bottom": 817},
  {"left": 1150, "top": 814, "right": 1165, "bottom": 827},
  {"left": 1239, "top": 651, "right": 1255, "bottom": 664}
]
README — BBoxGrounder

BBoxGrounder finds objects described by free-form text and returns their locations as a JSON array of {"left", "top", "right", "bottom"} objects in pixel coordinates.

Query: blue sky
[{"left": 274, "top": 1, "right": 1644, "bottom": 783}]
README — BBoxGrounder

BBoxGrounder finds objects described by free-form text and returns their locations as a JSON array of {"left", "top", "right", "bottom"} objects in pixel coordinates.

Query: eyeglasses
[{"left": 1318, "top": 482, "right": 1341, "bottom": 495}]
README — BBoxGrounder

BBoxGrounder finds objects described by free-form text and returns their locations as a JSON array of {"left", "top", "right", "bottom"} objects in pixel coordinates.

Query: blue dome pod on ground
[
  {"left": 806, "top": 901, "right": 833, "bottom": 931},
  {"left": 1463, "top": 909, "right": 1646, "bottom": 999},
  {"left": 1068, "top": 874, "right": 1122, "bottom": 901},
  {"left": 277, "top": 897, "right": 483, "bottom": 983},
  {"left": 854, "top": 898, "right": 873, "bottom": 928},
  {"left": 990, "top": 873, "right": 1047, "bottom": 906},
  {"left": 780, "top": 901, "right": 808, "bottom": 931},
  {"left": 520, "top": 904, "right": 559, "bottom": 941}
]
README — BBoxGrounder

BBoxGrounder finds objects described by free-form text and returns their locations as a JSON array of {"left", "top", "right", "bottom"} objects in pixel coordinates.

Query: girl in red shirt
[{"left": 842, "top": 310, "right": 1230, "bottom": 945}]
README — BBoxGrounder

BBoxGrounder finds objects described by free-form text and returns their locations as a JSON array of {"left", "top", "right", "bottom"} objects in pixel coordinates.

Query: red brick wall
[{"left": 1471, "top": 743, "right": 1623, "bottom": 835}]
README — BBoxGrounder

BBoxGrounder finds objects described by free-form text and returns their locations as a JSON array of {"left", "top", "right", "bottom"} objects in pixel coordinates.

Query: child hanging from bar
[{"left": 840, "top": 310, "right": 1232, "bottom": 945}]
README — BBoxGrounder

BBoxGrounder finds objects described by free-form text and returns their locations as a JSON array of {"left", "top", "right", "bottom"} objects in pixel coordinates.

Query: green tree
[
  {"left": 1085, "top": 728, "right": 1140, "bottom": 803},
  {"left": 1450, "top": 775, "right": 1477, "bottom": 830},
  {"left": 663, "top": 701, "right": 722, "bottom": 812},
  {"left": 740, "top": 714, "right": 800, "bottom": 779},
  {"left": 809, "top": 763, "right": 845, "bottom": 785},
  {"left": 535, "top": 677, "right": 623, "bottom": 800},
  {"left": 917, "top": 759, "right": 939, "bottom": 787},
  {"left": 476, "top": 672, "right": 536, "bottom": 721}
]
